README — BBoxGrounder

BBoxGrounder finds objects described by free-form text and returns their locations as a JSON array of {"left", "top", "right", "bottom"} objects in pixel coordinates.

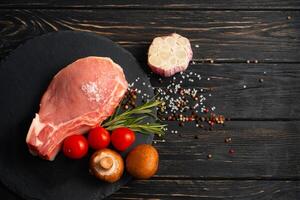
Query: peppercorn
[
  {"left": 229, "top": 149, "right": 235, "bottom": 154},
  {"left": 207, "top": 154, "right": 212, "bottom": 159}
]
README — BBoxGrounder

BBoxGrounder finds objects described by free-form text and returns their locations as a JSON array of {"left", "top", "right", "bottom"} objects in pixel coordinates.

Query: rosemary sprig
[{"left": 102, "top": 100, "right": 166, "bottom": 136}]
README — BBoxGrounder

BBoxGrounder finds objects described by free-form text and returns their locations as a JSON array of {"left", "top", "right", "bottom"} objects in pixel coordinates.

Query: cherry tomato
[
  {"left": 63, "top": 135, "right": 88, "bottom": 159},
  {"left": 111, "top": 127, "right": 135, "bottom": 151},
  {"left": 88, "top": 126, "right": 110, "bottom": 150}
]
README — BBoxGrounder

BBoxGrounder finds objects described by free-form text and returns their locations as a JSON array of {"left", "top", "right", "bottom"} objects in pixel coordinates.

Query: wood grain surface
[
  {"left": 108, "top": 180, "right": 299, "bottom": 200},
  {"left": 0, "top": 1, "right": 299, "bottom": 200},
  {"left": 151, "top": 63, "right": 300, "bottom": 119},
  {"left": 0, "top": 10, "right": 300, "bottom": 62},
  {"left": 0, "top": 0, "right": 300, "bottom": 9},
  {"left": 153, "top": 121, "right": 300, "bottom": 179}
]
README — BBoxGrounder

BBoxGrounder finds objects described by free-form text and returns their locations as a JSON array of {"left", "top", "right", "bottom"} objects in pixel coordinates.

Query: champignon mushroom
[
  {"left": 89, "top": 148, "right": 124, "bottom": 183},
  {"left": 126, "top": 144, "right": 159, "bottom": 179}
]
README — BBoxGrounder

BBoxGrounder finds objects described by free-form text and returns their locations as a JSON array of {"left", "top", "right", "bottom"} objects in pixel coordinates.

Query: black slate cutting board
[{"left": 0, "top": 31, "right": 154, "bottom": 200}]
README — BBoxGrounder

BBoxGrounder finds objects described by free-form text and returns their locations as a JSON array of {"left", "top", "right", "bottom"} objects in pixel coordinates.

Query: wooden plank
[
  {"left": 107, "top": 180, "right": 300, "bottom": 200},
  {"left": 150, "top": 63, "right": 300, "bottom": 119},
  {"left": 152, "top": 121, "right": 300, "bottom": 179},
  {"left": 1, "top": 179, "right": 298, "bottom": 200},
  {"left": 1, "top": 10, "right": 300, "bottom": 62},
  {"left": 0, "top": 0, "right": 300, "bottom": 9}
]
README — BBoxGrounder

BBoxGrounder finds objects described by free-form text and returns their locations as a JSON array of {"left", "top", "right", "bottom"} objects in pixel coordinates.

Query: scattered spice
[
  {"left": 259, "top": 78, "right": 264, "bottom": 83},
  {"left": 225, "top": 137, "right": 232, "bottom": 143},
  {"left": 229, "top": 149, "right": 235, "bottom": 154},
  {"left": 127, "top": 72, "right": 228, "bottom": 160},
  {"left": 154, "top": 72, "right": 226, "bottom": 128}
]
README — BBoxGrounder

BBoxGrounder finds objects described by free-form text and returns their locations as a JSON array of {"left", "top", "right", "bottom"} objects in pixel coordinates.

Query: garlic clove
[{"left": 148, "top": 33, "right": 193, "bottom": 77}]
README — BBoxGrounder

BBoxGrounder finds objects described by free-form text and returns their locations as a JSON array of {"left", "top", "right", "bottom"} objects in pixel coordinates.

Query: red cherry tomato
[
  {"left": 63, "top": 135, "right": 88, "bottom": 159},
  {"left": 111, "top": 127, "right": 135, "bottom": 151},
  {"left": 88, "top": 126, "right": 110, "bottom": 150}
]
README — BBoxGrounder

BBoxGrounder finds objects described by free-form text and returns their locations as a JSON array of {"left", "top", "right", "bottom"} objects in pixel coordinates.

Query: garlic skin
[{"left": 148, "top": 33, "right": 193, "bottom": 77}]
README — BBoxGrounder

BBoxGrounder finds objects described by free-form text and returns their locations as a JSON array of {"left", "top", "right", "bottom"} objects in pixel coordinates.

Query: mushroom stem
[{"left": 99, "top": 156, "right": 113, "bottom": 170}]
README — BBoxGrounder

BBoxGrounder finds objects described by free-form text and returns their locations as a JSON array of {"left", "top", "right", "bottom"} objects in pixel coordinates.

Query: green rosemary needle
[{"left": 102, "top": 100, "right": 166, "bottom": 136}]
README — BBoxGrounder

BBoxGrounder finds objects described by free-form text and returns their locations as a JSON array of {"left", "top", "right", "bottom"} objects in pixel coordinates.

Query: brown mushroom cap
[
  {"left": 89, "top": 148, "right": 124, "bottom": 183},
  {"left": 126, "top": 144, "right": 159, "bottom": 179}
]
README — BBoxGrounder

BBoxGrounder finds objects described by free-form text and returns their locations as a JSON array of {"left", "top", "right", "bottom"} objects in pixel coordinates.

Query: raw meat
[
  {"left": 26, "top": 57, "right": 128, "bottom": 160},
  {"left": 148, "top": 33, "right": 193, "bottom": 77}
]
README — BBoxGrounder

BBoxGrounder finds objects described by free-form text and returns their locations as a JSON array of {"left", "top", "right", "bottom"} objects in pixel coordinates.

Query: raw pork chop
[{"left": 26, "top": 57, "right": 128, "bottom": 160}]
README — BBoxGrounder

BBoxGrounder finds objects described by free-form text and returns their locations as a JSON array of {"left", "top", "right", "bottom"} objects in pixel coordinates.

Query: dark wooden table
[{"left": 1, "top": 1, "right": 300, "bottom": 199}]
